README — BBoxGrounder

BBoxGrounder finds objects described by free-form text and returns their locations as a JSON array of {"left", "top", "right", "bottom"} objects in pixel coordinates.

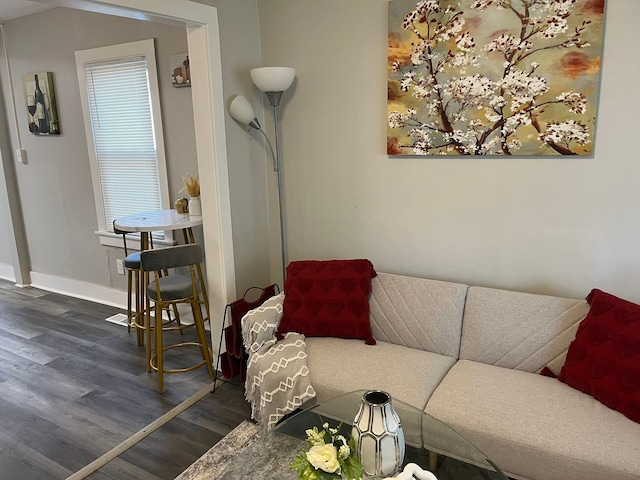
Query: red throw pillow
[
  {"left": 559, "top": 289, "right": 640, "bottom": 423},
  {"left": 278, "top": 259, "right": 377, "bottom": 345}
]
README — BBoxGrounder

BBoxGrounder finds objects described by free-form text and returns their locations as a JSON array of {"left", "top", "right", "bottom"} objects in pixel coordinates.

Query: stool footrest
[{"left": 150, "top": 343, "right": 214, "bottom": 374}]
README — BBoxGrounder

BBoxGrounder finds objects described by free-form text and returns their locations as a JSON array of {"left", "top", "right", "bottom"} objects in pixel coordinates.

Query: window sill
[{"left": 96, "top": 231, "right": 177, "bottom": 250}]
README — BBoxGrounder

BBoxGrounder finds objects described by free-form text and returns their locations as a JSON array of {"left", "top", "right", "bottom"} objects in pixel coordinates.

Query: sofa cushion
[
  {"left": 369, "top": 273, "right": 468, "bottom": 358},
  {"left": 278, "top": 259, "right": 376, "bottom": 344},
  {"left": 425, "top": 360, "right": 640, "bottom": 480},
  {"left": 558, "top": 289, "right": 640, "bottom": 424},
  {"left": 304, "top": 337, "right": 456, "bottom": 411},
  {"left": 460, "top": 286, "right": 590, "bottom": 372}
]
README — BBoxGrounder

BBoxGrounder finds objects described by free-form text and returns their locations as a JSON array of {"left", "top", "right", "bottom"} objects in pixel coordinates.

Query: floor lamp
[{"left": 228, "top": 67, "right": 295, "bottom": 282}]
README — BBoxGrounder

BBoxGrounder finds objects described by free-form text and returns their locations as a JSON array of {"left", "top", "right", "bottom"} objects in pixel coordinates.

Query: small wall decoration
[
  {"left": 22, "top": 72, "right": 60, "bottom": 135},
  {"left": 170, "top": 53, "right": 190, "bottom": 87},
  {"left": 387, "top": 0, "right": 606, "bottom": 156}
]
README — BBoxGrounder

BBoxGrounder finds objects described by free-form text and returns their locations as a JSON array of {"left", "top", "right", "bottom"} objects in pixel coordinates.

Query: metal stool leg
[
  {"left": 192, "top": 301, "right": 215, "bottom": 381},
  {"left": 155, "top": 302, "right": 164, "bottom": 393}
]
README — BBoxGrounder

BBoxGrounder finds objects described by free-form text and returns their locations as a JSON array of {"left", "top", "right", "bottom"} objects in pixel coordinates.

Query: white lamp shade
[
  {"left": 250, "top": 67, "right": 295, "bottom": 93},
  {"left": 228, "top": 95, "right": 256, "bottom": 125}
]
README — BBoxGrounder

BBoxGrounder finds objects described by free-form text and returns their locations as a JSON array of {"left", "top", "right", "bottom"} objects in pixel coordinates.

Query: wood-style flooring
[{"left": 0, "top": 278, "right": 251, "bottom": 480}]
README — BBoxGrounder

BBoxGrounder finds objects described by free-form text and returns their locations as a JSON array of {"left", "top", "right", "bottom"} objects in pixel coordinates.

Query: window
[{"left": 75, "top": 39, "right": 172, "bottom": 247}]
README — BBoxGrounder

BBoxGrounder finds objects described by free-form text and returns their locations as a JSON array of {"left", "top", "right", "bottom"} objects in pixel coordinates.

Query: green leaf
[
  {"left": 341, "top": 455, "right": 364, "bottom": 480},
  {"left": 290, "top": 451, "right": 311, "bottom": 474},
  {"left": 299, "top": 465, "right": 320, "bottom": 480},
  {"left": 318, "top": 472, "right": 341, "bottom": 480}
]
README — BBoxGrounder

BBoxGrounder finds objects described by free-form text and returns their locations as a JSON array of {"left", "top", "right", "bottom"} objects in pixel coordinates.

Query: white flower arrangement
[{"left": 290, "top": 421, "right": 363, "bottom": 480}]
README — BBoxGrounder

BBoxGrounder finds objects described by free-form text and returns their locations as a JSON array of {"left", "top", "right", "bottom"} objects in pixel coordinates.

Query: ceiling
[{"left": 0, "top": 0, "right": 53, "bottom": 22}]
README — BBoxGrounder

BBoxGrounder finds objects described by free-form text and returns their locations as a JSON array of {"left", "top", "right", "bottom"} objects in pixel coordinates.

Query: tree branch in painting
[{"left": 387, "top": 0, "right": 604, "bottom": 156}]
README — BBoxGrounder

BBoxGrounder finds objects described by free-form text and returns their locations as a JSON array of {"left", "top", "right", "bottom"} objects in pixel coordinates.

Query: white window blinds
[{"left": 84, "top": 56, "right": 162, "bottom": 234}]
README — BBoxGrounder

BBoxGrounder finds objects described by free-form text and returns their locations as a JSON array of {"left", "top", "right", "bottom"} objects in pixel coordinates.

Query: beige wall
[
  {"left": 0, "top": 7, "right": 198, "bottom": 293},
  {"left": 2, "top": 0, "right": 639, "bottom": 308},
  {"left": 256, "top": 0, "right": 640, "bottom": 302},
  {"left": 213, "top": 0, "right": 273, "bottom": 293},
  {"left": 0, "top": 85, "right": 15, "bottom": 269},
  {"left": 0, "top": 1, "right": 276, "bottom": 304}
]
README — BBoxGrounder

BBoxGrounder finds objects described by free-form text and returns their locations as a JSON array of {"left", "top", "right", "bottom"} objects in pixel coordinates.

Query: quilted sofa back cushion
[
  {"left": 369, "top": 273, "right": 468, "bottom": 358},
  {"left": 460, "top": 286, "right": 590, "bottom": 372}
]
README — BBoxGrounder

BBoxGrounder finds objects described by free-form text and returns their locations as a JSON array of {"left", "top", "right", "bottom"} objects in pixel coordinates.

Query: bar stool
[
  {"left": 113, "top": 221, "right": 145, "bottom": 345},
  {"left": 181, "top": 226, "right": 211, "bottom": 323},
  {"left": 114, "top": 220, "right": 183, "bottom": 358},
  {"left": 141, "top": 244, "right": 215, "bottom": 393}
]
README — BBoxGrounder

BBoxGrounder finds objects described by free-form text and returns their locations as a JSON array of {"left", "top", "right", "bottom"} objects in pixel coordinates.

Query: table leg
[
  {"left": 429, "top": 451, "right": 438, "bottom": 472},
  {"left": 135, "top": 232, "right": 151, "bottom": 363},
  {"left": 144, "top": 269, "right": 152, "bottom": 372},
  {"left": 130, "top": 232, "right": 149, "bottom": 347},
  {"left": 135, "top": 268, "right": 144, "bottom": 346}
]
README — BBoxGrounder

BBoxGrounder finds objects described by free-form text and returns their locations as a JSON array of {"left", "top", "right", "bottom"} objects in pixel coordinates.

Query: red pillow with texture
[
  {"left": 559, "top": 289, "right": 640, "bottom": 423},
  {"left": 278, "top": 259, "right": 377, "bottom": 345}
]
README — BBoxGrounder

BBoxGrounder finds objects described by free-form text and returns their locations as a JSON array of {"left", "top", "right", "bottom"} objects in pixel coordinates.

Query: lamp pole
[{"left": 271, "top": 103, "right": 287, "bottom": 282}]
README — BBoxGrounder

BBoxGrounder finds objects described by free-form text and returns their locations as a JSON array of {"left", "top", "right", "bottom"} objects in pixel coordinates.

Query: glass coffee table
[{"left": 211, "top": 390, "right": 508, "bottom": 479}]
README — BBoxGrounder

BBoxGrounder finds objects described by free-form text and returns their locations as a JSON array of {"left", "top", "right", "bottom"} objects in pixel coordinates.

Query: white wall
[
  {"left": 0, "top": 86, "right": 16, "bottom": 271},
  {"left": 0, "top": 1, "right": 277, "bottom": 307},
  {"left": 213, "top": 0, "right": 273, "bottom": 294},
  {"left": 0, "top": 8, "right": 198, "bottom": 297},
  {"left": 256, "top": 0, "right": 640, "bottom": 302},
  {"left": 2, "top": 1, "right": 638, "bottom": 308}
]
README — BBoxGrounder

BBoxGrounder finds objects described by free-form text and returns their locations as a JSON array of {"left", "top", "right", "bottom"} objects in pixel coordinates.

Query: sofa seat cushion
[
  {"left": 425, "top": 360, "right": 640, "bottom": 480},
  {"left": 305, "top": 337, "right": 456, "bottom": 410}
]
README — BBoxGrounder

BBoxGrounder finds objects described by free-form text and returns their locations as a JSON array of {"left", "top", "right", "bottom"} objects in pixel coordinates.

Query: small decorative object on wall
[
  {"left": 170, "top": 53, "right": 190, "bottom": 87},
  {"left": 387, "top": 0, "right": 606, "bottom": 156},
  {"left": 22, "top": 72, "right": 60, "bottom": 135}
]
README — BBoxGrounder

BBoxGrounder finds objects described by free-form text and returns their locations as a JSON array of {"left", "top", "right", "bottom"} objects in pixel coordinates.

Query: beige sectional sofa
[{"left": 295, "top": 272, "right": 640, "bottom": 480}]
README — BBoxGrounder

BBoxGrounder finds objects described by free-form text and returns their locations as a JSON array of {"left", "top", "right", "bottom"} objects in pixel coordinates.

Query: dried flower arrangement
[{"left": 181, "top": 174, "right": 200, "bottom": 197}]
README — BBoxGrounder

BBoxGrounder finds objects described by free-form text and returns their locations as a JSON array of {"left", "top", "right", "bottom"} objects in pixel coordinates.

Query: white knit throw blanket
[{"left": 241, "top": 293, "right": 316, "bottom": 431}]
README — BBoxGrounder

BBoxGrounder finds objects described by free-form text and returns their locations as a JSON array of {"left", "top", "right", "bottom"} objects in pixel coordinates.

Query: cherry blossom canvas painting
[{"left": 387, "top": 0, "right": 606, "bottom": 156}]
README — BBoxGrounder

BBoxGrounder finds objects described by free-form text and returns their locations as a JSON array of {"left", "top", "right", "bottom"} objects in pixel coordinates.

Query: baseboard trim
[{"left": 29, "top": 271, "right": 127, "bottom": 310}]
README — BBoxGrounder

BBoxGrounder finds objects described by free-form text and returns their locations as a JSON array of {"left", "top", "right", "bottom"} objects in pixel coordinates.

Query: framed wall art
[
  {"left": 22, "top": 71, "right": 60, "bottom": 136},
  {"left": 387, "top": 0, "right": 606, "bottom": 156},
  {"left": 170, "top": 53, "right": 191, "bottom": 87}
]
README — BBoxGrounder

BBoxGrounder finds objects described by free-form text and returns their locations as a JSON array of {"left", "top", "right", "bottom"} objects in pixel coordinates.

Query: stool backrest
[
  {"left": 140, "top": 244, "right": 202, "bottom": 272},
  {"left": 113, "top": 219, "right": 154, "bottom": 254},
  {"left": 113, "top": 220, "right": 132, "bottom": 256}
]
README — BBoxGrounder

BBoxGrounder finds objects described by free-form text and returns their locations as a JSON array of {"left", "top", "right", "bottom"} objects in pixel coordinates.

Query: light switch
[{"left": 15, "top": 148, "right": 28, "bottom": 164}]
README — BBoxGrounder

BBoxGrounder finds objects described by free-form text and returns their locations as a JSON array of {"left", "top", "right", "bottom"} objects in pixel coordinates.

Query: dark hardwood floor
[{"left": 0, "top": 278, "right": 251, "bottom": 480}]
